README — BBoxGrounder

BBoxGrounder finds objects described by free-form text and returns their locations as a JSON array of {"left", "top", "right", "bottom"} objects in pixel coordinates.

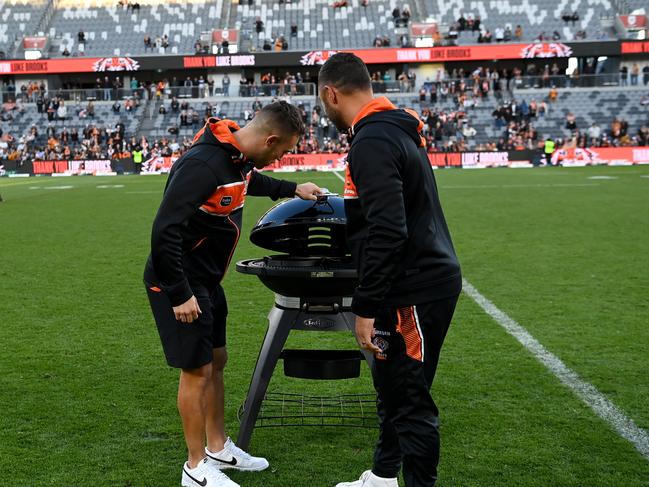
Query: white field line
[
  {"left": 462, "top": 278, "right": 649, "bottom": 461},
  {"left": 333, "top": 170, "right": 345, "bottom": 182}
]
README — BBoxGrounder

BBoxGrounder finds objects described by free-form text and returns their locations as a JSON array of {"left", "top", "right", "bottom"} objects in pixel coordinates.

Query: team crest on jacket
[{"left": 220, "top": 196, "right": 233, "bottom": 206}]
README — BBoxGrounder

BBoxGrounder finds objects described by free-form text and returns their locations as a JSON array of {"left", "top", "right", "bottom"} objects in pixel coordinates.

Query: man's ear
[{"left": 265, "top": 134, "right": 280, "bottom": 147}]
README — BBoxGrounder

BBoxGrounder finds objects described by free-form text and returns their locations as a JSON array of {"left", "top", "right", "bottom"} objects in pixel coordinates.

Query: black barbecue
[{"left": 236, "top": 194, "right": 375, "bottom": 449}]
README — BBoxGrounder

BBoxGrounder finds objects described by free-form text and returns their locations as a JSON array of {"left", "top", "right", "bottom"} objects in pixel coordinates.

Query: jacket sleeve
[
  {"left": 150, "top": 159, "right": 218, "bottom": 306},
  {"left": 247, "top": 169, "right": 297, "bottom": 200},
  {"left": 349, "top": 137, "right": 408, "bottom": 318}
]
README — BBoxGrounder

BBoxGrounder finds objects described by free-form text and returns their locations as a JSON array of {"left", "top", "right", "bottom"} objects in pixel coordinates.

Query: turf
[{"left": 0, "top": 166, "right": 647, "bottom": 486}]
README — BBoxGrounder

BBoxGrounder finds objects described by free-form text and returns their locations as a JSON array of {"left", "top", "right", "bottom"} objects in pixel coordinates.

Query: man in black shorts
[
  {"left": 144, "top": 101, "right": 322, "bottom": 487},
  {"left": 318, "top": 54, "right": 462, "bottom": 487}
]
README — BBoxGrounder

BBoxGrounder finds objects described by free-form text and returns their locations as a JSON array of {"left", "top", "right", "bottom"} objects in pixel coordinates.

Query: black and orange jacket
[
  {"left": 144, "top": 118, "right": 297, "bottom": 306},
  {"left": 345, "top": 97, "right": 461, "bottom": 318}
]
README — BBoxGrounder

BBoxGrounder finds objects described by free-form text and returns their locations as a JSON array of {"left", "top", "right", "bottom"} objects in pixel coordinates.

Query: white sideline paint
[
  {"left": 462, "top": 278, "right": 649, "bottom": 461},
  {"left": 334, "top": 166, "right": 648, "bottom": 457},
  {"left": 333, "top": 170, "right": 345, "bottom": 182}
]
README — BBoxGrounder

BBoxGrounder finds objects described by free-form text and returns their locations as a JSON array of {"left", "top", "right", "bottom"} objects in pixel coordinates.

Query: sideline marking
[{"left": 462, "top": 278, "right": 649, "bottom": 461}]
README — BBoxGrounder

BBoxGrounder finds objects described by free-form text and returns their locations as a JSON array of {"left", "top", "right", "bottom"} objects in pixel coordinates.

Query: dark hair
[
  {"left": 258, "top": 100, "right": 305, "bottom": 137},
  {"left": 318, "top": 52, "right": 372, "bottom": 93}
]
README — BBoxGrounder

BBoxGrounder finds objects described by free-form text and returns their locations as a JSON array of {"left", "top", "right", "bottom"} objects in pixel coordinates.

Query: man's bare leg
[
  {"left": 205, "top": 347, "right": 228, "bottom": 453},
  {"left": 179, "top": 363, "right": 213, "bottom": 468}
]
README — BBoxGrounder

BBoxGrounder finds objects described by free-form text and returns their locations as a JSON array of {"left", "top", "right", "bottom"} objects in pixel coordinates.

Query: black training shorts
[{"left": 145, "top": 282, "right": 227, "bottom": 369}]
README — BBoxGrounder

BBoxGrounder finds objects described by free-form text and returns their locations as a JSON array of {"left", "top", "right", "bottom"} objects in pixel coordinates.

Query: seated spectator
[
  {"left": 291, "top": 24, "right": 298, "bottom": 37},
  {"left": 255, "top": 18, "right": 264, "bottom": 34},
  {"left": 171, "top": 97, "right": 180, "bottom": 113},
  {"left": 159, "top": 105, "right": 167, "bottom": 115},
  {"left": 571, "top": 12, "right": 579, "bottom": 26},
  {"left": 57, "top": 101, "right": 67, "bottom": 120},
  {"left": 112, "top": 100, "right": 121, "bottom": 113},
  {"left": 361, "top": 0, "right": 368, "bottom": 7},
  {"left": 391, "top": 6, "right": 400, "bottom": 20},
  {"left": 552, "top": 31, "right": 561, "bottom": 40},
  {"left": 78, "top": 30, "right": 85, "bottom": 43},
  {"left": 575, "top": 30, "right": 587, "bottom": 40},
  {"left": 161, "top": 34, "right": 169, "bottom": 50},
  {"left": 495, "top": 27, "right": 504, "bottom": 42},
  {"left": 515, "top": 25, "right": 523, "bottom": 40},
  {"left": 402, "top": 6, "right": 411, "bottom": 24},
  {"left": 144, "top": 35, "right": 152, "bottom": 52},
  {"left": 561, "top": 11, "right": 572, "bottom": 23},
  {"left": 565, "top": 112, "right": 577, "bottom": 131},
  {"left": 263, "top": 39, "right": 272, "bottom": 51},
  {"left": 473, "top": 16, "right": 481, "bottom": 32},
  {"left": 504, "top": 26, "right": 512, "bottom": 42},
  {"left": 333, "top": 0, "right": 348, "bottom": 7},
  {"left": 62, "top": 47, "right": 70, "bottom": 57}
]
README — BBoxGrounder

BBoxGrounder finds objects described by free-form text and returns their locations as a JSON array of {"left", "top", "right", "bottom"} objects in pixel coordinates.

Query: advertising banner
[
  {"left": 10, "top": 147, "right": 646, "bottom": 177},
  {"left": 31, "top": 159, "right": 113, "bottom": 175},
  {"left": 552, "top": 147, "right": 649, "bottom": 166},
  {"left": 0, "top": 41, "right": 625, "bottom": 75}
]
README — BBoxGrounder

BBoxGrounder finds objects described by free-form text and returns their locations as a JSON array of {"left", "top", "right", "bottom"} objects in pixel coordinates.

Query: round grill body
[
  {"left": 250, "top": 196, "right": 348, "bottom": 257},
  {"left": 236, "top": 256, "right": 357, "bottom": 297}
]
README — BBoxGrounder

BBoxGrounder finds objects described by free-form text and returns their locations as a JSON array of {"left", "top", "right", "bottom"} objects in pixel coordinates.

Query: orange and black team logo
[{"left": 343, "top": 164, "right": 358, "bottom": 199}]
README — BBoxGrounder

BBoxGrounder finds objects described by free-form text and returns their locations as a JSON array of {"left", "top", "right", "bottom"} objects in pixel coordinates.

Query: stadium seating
[
  {"left": 429, "top": 0, "right": 615, "bottom": 43},
  {"left": 0, "top": 0, "right": 47, "bottom": 57},
  {"left": 387, "top": 88, "right": 649, "bottom": 146},
  {"left": 235, "top": 0, "right": 406, "bottom": 51},
  {"left": 0, "top": 101, "right": 144, "bottom": 145},
  {"left": 1, "top": 0, "right": 635, "bottom": 57},
  {"left": 48, "top": 0, "right": 228, "bottom": 57},
  {"left": 146, "top": 96, "right": 315, "bottom": 138}
]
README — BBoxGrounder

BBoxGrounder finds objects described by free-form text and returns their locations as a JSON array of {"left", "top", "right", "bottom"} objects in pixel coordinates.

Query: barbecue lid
[{"left": 250, "top": 193, "right": 348, "bottom": 256}]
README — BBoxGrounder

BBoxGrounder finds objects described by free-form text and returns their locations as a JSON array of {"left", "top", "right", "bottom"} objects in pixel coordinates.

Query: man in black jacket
[
  {"left": 318, "top": 53, "right": 462, "bottom": 487},
  {"left": 144, "top": 101, "right": 321, "bottom": 487}
]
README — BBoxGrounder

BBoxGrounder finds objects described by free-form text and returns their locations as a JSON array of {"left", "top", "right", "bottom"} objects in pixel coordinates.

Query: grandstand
[
  {"left": 47, "top": 0, "right": 230, "bottom": 57},
  {"left": 0, "top": 0, "right": 638, "bottom": 57},
  {"left": 0, "top": 0, "right": 47, "bottom": 58}
]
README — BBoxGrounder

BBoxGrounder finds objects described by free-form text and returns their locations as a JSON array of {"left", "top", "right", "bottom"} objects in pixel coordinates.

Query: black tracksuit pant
[{"left": 370, "top": 295, "right": 459, "bottom": 486}]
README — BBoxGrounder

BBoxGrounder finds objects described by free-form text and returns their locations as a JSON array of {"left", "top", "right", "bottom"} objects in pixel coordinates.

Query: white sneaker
[
  {"left": 335, "top": 470, "right": 398, "bottom": 487},
  {"left": 181, "top": 457, "right": 240, "bottom": 487},
  {"left": 205, "top": 437, "right": 269, "bottom": 472}
]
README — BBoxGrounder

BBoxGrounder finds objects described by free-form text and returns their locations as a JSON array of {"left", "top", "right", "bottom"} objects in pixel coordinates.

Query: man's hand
[
  {"left": 295, "top": 182, "right": 323, "bottom": 201},
  {"left": 355, "top": 316, "right": 381, "bottom": 353},
  {"left": 173, "top": 296, "right": 202, "bottom": 324}
]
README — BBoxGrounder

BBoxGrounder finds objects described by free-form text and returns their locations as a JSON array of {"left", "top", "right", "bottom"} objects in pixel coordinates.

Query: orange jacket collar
[
  {"left": 209, "top": 118, "right": 243, "bottom": 152},
  {"left": 351, "top": 96, "right": 397, "bottom": 131}
]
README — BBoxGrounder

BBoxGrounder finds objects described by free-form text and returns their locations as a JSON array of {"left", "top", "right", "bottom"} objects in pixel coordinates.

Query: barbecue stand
[{"left": 236, "top": 195, "right": 375, "bottom": 449}]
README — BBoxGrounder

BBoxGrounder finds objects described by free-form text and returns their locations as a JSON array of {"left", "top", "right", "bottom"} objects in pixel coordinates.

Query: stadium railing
[{"left": 0, "top": 83, "right": 318, "bottom": 103}]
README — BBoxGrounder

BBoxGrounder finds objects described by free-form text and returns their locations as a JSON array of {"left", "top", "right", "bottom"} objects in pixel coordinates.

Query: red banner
[
  {"left": 0, "top": 57, "right": 140, "bottom": 75},
  {"left": 619, "top": 15, "right": 647, "bottom": 29},
  {"left": 263, "top": 153, "right": 347, "bottom": 171},
  {"left": 552, "top": 147, "right": 649, "bottom": 166},
  {"left": 23, "top": 36, "right": 48, "bottom": 50},
  {"left": 621, "top": 41, "right": 649, "bottom": 54},
  {"left": 212, "top": 29, "right": 239, "bottom": 44},
  {"left": 32, "top": 160, "right": 113, "bottom": 174},
  {"left": 299, "top": 42, "right": 574, "bottom": 66}
]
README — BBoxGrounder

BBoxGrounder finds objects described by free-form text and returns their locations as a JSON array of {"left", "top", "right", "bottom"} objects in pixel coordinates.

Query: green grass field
[{"left": 1, "top": 166, "right": 648, "bottom": 486}]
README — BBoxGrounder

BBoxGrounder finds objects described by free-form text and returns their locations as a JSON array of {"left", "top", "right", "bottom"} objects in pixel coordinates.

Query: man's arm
[
  {"left": 349, "top": 137, "right": 408, "bottom": 319},
  {"left": 150, "top": 158, "right": 218, "bottom": 307},
  {"left": 247, "top": 169, "right": 321, "bottom": 200},
  {"left": 247, "top": 169, "right": 297, "bottom": 200}
]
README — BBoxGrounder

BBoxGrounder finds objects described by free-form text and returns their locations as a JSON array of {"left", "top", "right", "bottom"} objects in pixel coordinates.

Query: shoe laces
[
  {"left": 206, "top": 462, "right": 233, "bottom": 481},
  {"left": 225, "top": 439, "right": 252, "bottom": 460}
]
